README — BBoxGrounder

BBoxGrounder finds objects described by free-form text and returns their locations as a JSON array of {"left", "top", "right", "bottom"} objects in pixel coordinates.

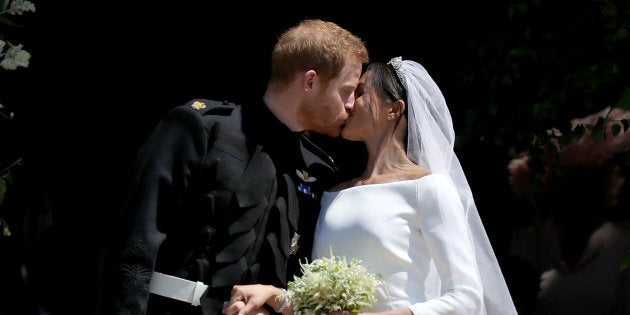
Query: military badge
[
  {"left": 190, "top": 101, "right": 206, "bottom": 110},
  {"left": 296, "top": 169, "right": 317, "bottom": 182},
  {"left": 297, "top": 183, "right": 317, "bottom": 199},
  {"left": 290, "top": 232, "right": 301, "bottom": 255}
]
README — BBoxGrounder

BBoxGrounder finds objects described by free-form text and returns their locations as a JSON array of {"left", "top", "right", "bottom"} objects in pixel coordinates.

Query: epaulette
[{"left": 185, "top": 99, "right": 236, "bottom": 117}]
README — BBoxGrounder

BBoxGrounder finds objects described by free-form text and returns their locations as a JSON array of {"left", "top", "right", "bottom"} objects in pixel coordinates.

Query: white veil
[{"left": 388, "top": 57, "right": 517, "bottom": 315}]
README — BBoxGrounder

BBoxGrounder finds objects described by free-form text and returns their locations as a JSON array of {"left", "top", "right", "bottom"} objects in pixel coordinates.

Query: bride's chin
[{"left": 340, "top": 130, "right": 357, "bottom": 141}]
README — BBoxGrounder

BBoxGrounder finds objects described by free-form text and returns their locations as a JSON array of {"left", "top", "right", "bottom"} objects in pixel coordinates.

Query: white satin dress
[{"left": 312, "top": 173, "right": 484, "bottom": 315}]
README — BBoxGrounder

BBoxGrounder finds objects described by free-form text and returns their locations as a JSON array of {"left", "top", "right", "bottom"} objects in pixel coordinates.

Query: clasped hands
[
  {"left": 222, "top": 284, "right": 357, "bottom": 315},
  {"left": 223, "top": 284, "right": 277, "bottom": 315}
]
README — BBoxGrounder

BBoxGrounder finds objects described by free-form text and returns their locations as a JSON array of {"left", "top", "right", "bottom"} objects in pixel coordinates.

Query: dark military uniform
[{"left": 104, "top": 99, "right": 345, "bottom": 315}]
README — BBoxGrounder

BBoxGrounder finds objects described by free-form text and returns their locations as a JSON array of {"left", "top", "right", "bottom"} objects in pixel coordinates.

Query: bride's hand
[
  {"left": 222, "top": 300, "right": 270, "bottom": 315},
  {"left": 223, "top": 300, "right": 245, "bottom": 315}
]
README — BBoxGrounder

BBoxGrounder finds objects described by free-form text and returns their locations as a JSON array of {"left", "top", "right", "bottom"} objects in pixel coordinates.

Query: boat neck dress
[{"left": 312, "top": 173, "right": 483, "bottom": 315}]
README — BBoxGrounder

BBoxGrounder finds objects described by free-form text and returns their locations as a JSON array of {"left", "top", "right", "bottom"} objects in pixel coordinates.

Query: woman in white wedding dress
[{"left": 223, "top": 57, "right": 517, "bottom": 315}]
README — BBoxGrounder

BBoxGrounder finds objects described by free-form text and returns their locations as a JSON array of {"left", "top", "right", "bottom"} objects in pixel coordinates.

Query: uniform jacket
[{"left": 104, "top": 99, "right": 345, "bottom": 315}]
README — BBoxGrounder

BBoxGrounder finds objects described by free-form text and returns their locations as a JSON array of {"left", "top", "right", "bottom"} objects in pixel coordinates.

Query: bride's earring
[{"left": 386, "top": 114, "right": 394, "bottom": 121}]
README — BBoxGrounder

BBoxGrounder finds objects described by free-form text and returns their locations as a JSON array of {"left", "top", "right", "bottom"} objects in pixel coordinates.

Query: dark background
[{"left": 2, "top": 1, "right": 629, "bottom": 314}]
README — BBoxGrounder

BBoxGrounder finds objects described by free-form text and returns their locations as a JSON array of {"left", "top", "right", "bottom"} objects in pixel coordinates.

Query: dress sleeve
[
  {"left": 109, "top": 104, "right": 209, "bottom": 313},
  {"left": 408, "top": 174, "right": 484, "bottom": 315}
]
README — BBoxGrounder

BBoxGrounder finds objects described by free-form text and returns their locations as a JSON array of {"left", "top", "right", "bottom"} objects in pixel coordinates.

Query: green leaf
[{"left": 0, "top": 15, "right": 17, "bottom": 27}]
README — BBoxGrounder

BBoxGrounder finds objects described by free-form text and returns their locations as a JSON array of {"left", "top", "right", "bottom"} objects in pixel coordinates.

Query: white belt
[{"left": 149, "top": 272, "right": 208, "bottom": 306}]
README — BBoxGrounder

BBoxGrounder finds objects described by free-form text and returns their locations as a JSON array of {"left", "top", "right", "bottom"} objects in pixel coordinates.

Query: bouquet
[{"left": 285, "top": 252, "right": 382, "bottom": 315}]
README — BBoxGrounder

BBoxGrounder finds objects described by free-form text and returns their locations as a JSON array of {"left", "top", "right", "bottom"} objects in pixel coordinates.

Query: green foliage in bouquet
[{"left": 286, "top": 251, "right": 382, "bottom": 315}]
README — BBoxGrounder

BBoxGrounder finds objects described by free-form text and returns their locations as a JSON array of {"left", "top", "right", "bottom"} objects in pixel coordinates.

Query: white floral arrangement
[
  {"left": 1, "top": 0, "right": 36, "bottom": 70},
  {"left": 286, "top": 252, "right": 382, "bottom": 315}
]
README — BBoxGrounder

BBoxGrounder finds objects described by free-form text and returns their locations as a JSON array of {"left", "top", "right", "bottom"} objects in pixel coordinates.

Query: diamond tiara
[{"left": 387, "top": 56, "right": 407, "bottom": 89}]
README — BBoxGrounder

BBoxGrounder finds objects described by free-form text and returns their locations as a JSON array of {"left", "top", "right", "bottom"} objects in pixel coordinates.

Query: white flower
[
  {"left": 13, "top": 48, "right": 30, "bottom": 67},
  {"left": 1, "top": 57, "right": 18, "bottom": 70},
  {"left": 286, "top": 252, "right": 382, "bottom": 315},
  {"left": 0, "top": 43, "right": 30, "bottom": 69},
  {"left": 6, "top": 0, "right": 36, "bottom": 15},
  {"left": 1, "top": 1, "right": 36, "bottom": 71}
]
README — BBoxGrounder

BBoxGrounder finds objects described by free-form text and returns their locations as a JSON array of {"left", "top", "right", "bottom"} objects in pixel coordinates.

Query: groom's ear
[{"left": 302, "top": 70, "right": 316, "bottom": 91}]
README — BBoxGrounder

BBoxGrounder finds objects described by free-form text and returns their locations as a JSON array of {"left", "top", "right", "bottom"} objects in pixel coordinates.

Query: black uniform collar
[
  {"left": 242, "top": 100, "right": 294, "bottom": 146},
  {"left": 242, "top": 100, "right": 339, "bottom": 189}
]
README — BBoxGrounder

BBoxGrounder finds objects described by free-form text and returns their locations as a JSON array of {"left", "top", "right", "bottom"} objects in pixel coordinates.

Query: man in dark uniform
[{"left": 101, "top": 19, "right": 369, "bottom": 315}]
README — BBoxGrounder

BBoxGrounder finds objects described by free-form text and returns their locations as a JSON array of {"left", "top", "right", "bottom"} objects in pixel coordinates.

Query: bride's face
[{"left": 340, "top": 73, "right": 389, "bottom": 142}]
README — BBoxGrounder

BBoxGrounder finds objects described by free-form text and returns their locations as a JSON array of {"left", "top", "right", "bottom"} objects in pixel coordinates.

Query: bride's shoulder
[{"left": 405, "top": 165, "right": 431, "bottom": 181}]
